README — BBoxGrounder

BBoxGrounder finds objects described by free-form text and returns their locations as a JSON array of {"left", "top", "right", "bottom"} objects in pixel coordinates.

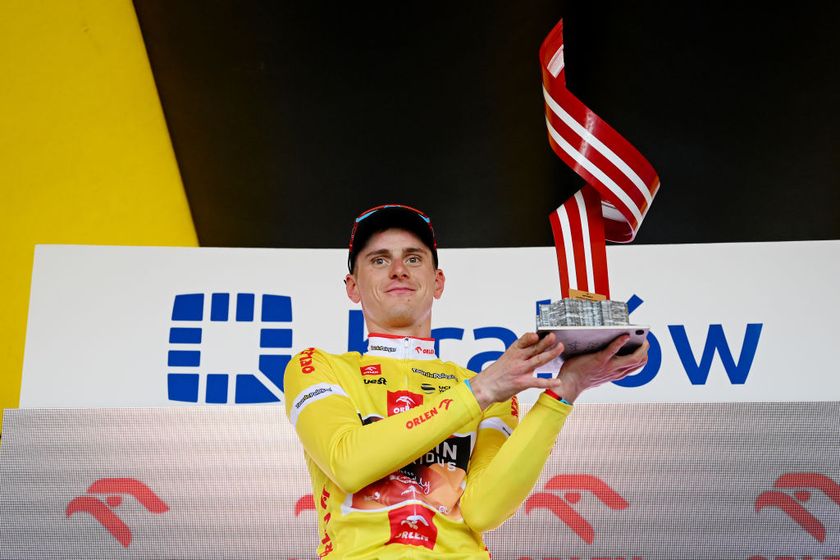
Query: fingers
[
  {"left": 610, "top": 339, "right": 649, "bottom": 368},
  {"left": 602, "top": 340, "right": 649, "bottom": 382},
  {"left": 526, "top": 341, "right": 564, "bottom": 369},
  {"left": 514, "top": 332, "right": 558, "bottom": 359},
  {"left": 600, "top": 334, "right": 631, "bottom": 361},
  {"left": 521, "top": 375, "right": 563, "bottom": 391},
  {"left": 514, "top": 332, "right": 541, "bottom": 350},
  {"left": 629, "top": 339, "right": 650, "bottom": 359},
  {"left": 530, "top": 332, "right": 558, "bottom": 355}
]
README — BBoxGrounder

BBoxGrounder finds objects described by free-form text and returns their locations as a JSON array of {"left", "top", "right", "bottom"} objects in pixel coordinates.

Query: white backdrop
[{"left": 19, "top": 240, "right": 840, "bottom": 407}]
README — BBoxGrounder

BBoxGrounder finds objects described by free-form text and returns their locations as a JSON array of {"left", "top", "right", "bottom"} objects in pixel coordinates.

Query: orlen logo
[
  {"left": 66, "top": 478, "right": 168, "bottom": 547},
  {"left": 415, "top": 345, "right": 435, "bottom": 356},
  {"left": 298, "top": 347, "right": 316, "bottom": 374},
  {"left": 361, "top": 364, "right": 382, "bottom": 376},
  {"left": 754, "top": 472, "right": 840, "bottom": 543},
  {"left": 525, "top": 474, "right": 629, "bottom": 544},
  {"left": 388, "top": 390, "right": 423, "bottom": 416},
  {"left": 387, "top": 505, "right": 438, "bottom": 550},
  {"left": 167, "top": 292, "right": 292, "bottom": 404}
]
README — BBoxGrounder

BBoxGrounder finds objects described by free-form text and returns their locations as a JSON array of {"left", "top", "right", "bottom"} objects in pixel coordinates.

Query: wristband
[
  {"left": 464, "top": 378, "right": 475, "bottom": 395},
  {"left": 545, "top": 389, "right": 572, "bottom": 406}
]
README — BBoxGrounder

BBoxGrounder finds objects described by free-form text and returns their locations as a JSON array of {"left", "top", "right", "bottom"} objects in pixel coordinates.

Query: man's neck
[{"left": 364, "top": 320, "right": 432, "bottom": 340}]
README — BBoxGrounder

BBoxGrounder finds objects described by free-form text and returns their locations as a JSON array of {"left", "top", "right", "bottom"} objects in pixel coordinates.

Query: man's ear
[
  {"left": 434, "top": 268, "right": 446, "bottom": 299},
  {"left": 345, "top": 273, "right": 361, "bottom": 303}
]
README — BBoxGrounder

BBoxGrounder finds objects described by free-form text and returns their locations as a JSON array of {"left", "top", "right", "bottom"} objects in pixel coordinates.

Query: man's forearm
[
  {"left": 296, "top": 381, "right": 482, "bottom": 493},
  {"left": 460, "top": 394, "right": 572, "bottom": 532}
]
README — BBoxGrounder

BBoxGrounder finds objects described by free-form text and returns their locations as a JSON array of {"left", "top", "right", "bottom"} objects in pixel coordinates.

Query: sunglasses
[{"left": 348, "top": 204, "right": 435, "bottom": 253}]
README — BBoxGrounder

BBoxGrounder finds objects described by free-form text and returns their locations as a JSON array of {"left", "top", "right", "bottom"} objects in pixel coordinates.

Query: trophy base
[{"left": 537, "top": 325, "right": 649, "bottom": 357}]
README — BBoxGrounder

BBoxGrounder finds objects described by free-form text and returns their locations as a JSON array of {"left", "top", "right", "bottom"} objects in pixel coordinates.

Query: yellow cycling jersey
[{"left": 284, "top": 334, "right": 572, "bottom": 559}]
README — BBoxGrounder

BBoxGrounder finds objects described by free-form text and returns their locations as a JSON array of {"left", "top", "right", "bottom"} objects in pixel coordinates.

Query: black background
[{"left": 133, "top": 1, "right": 839, "bottom": 249}]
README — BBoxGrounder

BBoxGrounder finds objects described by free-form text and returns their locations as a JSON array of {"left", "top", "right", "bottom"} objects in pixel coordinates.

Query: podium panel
[{"left": 1, "top": 403, "right": 837, "bottom": 559}]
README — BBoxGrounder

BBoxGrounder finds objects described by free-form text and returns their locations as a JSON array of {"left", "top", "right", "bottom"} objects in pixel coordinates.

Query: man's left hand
[{"left": 554, "top": 335, "right": 649, "bottom": 403}]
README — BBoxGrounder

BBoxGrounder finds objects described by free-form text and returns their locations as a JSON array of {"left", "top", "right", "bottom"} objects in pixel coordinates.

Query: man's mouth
[{"left": 386, "top": 286, "right": 415, "bottom": 295}]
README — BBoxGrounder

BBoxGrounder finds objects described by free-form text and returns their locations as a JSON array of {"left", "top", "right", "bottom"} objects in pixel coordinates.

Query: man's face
[{"left": 345, "top": 228, "right": 445, "bottom": 335}]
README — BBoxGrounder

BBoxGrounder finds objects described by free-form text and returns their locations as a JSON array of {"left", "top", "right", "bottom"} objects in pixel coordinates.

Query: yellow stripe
[{"left": 0, "top": 0, "right": 198, "bottom": 435}]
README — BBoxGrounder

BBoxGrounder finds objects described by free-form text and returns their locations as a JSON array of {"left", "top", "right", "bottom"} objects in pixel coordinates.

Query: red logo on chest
[
  {"left": 360, "top": 364, "right": 382, "bottom": 376},
  {"left": 387, "top": 390, "right": 423, "bottom": 416},
  {"left": 386, "top": 504, "right": 437, "bottom": 550}
]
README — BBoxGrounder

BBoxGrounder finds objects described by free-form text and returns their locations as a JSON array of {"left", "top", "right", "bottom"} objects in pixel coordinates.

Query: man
[{"left": 284, "top": 204, "right": 648, "bottom": 558}]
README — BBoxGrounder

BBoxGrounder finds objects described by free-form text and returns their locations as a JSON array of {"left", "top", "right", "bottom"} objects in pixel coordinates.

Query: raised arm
[{"left": 461, "top": 333, "right": 648, "bottom": 531}]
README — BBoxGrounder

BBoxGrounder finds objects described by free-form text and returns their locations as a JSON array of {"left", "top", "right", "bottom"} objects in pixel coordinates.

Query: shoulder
[
  {"left": 285, "top": 347, "right": 363, "bottom": 379},
  {"left": 284, "top": 348, "right": 359, "bottom": 416},
  {"left": 289, "top": 347, "right": 361, "bottom": 364}
]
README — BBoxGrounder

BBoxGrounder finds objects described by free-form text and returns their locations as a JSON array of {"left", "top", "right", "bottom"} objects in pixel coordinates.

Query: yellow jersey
[{"left": 284, "top": 334, "right": 572, "bottom": 559}]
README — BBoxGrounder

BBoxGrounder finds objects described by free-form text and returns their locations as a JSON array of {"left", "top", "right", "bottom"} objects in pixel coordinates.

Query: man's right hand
[{"left": 469, "top": 332, "right": 565, "bottom": 410}]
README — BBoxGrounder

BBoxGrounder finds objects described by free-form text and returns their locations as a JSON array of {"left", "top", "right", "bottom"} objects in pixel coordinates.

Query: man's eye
[
  {"left": 406, "top": 255, "right": 421, "bottom": 264},
  {"left": 372, "top": 257, "right": 387, "bottom": 265}
]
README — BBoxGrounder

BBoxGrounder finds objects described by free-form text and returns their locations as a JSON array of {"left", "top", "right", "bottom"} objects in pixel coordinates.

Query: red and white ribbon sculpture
[{"left": 541, "top": 20, "right": 660, "bottom": 299}]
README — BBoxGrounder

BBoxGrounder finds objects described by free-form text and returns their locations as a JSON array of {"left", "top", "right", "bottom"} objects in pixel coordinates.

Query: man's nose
[{"left": 389, "top": 259, "right": 409, "bottom": 278}]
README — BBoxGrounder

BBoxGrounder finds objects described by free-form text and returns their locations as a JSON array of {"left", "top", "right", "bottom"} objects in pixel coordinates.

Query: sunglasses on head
[{"left": 349, "top": 204, "right": 434, "bottom": 252}]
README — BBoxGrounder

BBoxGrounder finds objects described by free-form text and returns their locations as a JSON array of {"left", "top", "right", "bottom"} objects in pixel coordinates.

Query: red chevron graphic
[
  {"left": 525, "top": 474, "right": 628, "bottom": 544},
  {"left": 66, "top": 478, "right": 168, "bottom": 548}
]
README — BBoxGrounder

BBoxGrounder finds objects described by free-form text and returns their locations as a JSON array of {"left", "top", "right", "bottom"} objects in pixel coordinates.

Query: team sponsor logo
[
  {"left": 411, "top": 434, "right": 471, "bottom": 472},
  {"left": 387, "top": 505, "right": 438, "bottom": 550},
  {"left": 411, "top": 367, "right": 457, "bottom": 381},
  {"left": 388, "top": 390, "right": 423, "bottom": 416},
  {"left": 298, "top": 347, "right": 317, "bottom": 374},
  {"left": 364, "top": 377, "right": 387, "bottom": 385},
  {"left": 317, "top": 486, "right": 334, "bottom": 557},
  {"left": 66, "top": 478, "right": 168, "bottom": 548},
  {"left": 290, "top": 383, "right": 346, "bottom": 425},
  {"left": 524, "top": 474, "right": 629, "bottom": 544},
  {"left": 420, "top": 383, "right": 436, "bottom": 394},
  {"left": 369, "top": 344, "right": 396, "bottom": 353},
  {"left": 294, "top": 387, "right": 331, "bottom": 410},
  {"left": 360, "top": 364, "right": 382, "bottom": 376},
  {"left": 350, "top": 433, "right": 474, "bottom": 515},
  {"left": 405, "top": 407, "right": 439, "bottom": 430},
  {"left": 404, "top": 399, "right": 453, "bottom": 430},
  {"left": 511, "top": 395, "right": 519, "bottom": 418},
  {"left": 415, "top": 345, "right": 436, "bottom": 356},
  {"left": 754, "top": 472, "right": 840, "bottom": 543}
]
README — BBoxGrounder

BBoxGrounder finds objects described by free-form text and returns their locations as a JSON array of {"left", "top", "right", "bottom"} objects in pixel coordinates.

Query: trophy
[
  {"left": 536, "top": 291, "right": 648, "bottom": 357},
  {"left": 538, "top": 20, "right": 658, "bottom": 357}
]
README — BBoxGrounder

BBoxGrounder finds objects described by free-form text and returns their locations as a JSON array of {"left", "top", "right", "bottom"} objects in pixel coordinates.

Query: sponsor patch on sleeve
[{"left": 290, "top": 383, "right": 348, "bottom": 426}]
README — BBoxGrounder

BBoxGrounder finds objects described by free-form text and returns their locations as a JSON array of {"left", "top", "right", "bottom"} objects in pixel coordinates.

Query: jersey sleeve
[
  {"left": 284, "top": 348, "right": 483, "bottom": 494},
  {"left": 459, "top": 392, "right": 572, "bottom": 532}
]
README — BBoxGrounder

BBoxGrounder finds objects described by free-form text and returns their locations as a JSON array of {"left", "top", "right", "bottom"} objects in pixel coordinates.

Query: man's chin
[{"left": 380, "top": 308, "right": 423, "bottom": 329}]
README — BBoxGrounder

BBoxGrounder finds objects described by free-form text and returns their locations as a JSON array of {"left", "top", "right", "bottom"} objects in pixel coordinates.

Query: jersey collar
[{"left": 365, "top": 333, "right": 437, "bottom": 360}]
